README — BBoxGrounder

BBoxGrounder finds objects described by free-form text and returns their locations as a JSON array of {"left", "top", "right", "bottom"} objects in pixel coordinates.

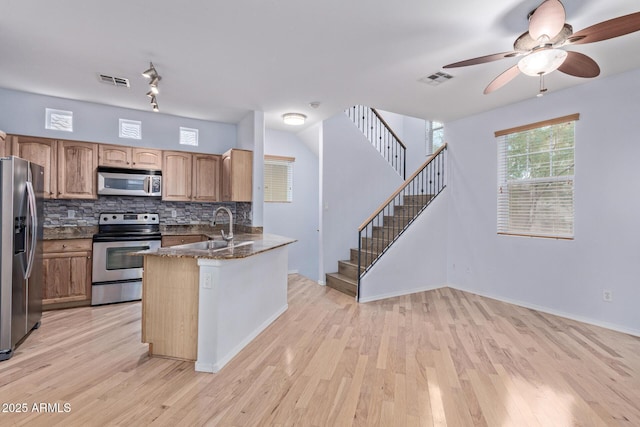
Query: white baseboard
[
  {"left": 318, "top": 280, "right": 326, "bottom": 286},
  {"left": 358, "top": 283, "right": 443, "bottom": 303},
  {"left": 448, "top": 284, "right": 640, "bottom": 338},
  {"left": 287, "top": 269, "right": 299, "bottom": 274},
  {"left": 196, "top": 304, "right": 289, "bottom": 374}
]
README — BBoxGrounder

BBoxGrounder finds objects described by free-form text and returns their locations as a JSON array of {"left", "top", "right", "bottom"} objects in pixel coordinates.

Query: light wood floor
[{"left": 1, "top": 274, "right": 639, "bottom": 426}]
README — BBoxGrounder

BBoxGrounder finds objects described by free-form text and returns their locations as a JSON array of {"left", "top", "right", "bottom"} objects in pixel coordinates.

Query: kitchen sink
[{"left": 169, "top": 239, "right": 254, "bottom": 252}]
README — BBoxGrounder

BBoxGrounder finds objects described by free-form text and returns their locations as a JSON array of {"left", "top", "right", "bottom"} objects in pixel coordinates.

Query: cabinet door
[
  {"left": 162, "top": 151, "right": 192, "bottom": 201},
  {"left": 192, "top": 154, "right": 221, "bottom": 202},
  {"left": 57, "top": 141, "right": 98, "bottom": 199},
  {"left": 132, "top": 148, "right": 162, "bottom": 170},
  {"left": 99, "top": 144, "right": 132, "bottom": 168},
  {"left": 0, "top": 132, "right": 6, "bottom": 157},
  {"left": 10, "top": 135, "right": 58, "bottom": 199},
  {"left": 42, "top": 239, "right": 92, "bottom": 309},
  {"left": 221, "top": 154, "right": 232, "bottom": 201},
  {"left": 222, "top": 149, "right": 252, "bottom": 201}
]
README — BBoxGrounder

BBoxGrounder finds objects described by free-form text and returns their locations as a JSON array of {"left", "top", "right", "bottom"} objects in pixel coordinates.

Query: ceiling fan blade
[
  {"left": 529, "top": 0, "right": 566, "bottom": 41},
  {"left": 567, "top": 11, "right": 640, "bottom": 45},
  {"left": 557, "top": 51, "right": 600, "bottom": 78},
  {"left": 443, "top": 51, "right": 521, "bottom": 68},
  {"left": 484, "top": 65, "right": 521, "bottom": 94}
]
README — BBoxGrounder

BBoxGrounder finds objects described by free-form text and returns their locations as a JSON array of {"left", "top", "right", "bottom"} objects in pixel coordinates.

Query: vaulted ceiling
[{"left": 1, "top": 0, "right": 638, "bottom": 131}]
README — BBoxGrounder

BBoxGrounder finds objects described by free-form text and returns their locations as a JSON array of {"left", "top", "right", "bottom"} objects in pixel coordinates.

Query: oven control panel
[{"left": 99, "top": 213, "right": 159, "bottom": 225}]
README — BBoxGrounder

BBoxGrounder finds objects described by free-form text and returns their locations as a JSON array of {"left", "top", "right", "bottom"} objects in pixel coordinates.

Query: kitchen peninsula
[{"left": 141, "top": 233, "right": 295, "bottom": 373}]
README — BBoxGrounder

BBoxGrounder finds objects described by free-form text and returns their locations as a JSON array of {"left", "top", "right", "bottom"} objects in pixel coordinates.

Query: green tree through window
[{"left": 497, "top": 115, "right": 577, "bottom": 238}]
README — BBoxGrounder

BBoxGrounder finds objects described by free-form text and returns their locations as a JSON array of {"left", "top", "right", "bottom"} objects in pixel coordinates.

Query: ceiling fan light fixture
[
  {"left": 517, "top": 48, "right": 567, "bottom": 76},
  {"left": 282, "top": 113, "right": 306, "bottom": 126}
]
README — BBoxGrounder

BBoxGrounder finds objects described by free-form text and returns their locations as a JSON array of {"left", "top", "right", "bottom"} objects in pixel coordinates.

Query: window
[
  {"left": 264, "top": 155, "right": 294, "bottom": 202},
  {"left": 426, "top": 120, "right": 444, "bottom": 154},
  {"left": 496, "top": 114, "right": 578, "bottom": 239}
]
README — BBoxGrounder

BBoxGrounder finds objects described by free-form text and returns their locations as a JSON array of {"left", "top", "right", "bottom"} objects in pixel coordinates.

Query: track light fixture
[
  {"left": 142, "top": 62, "right": 162, "bottom": 112},
  {"left": 141, "top": 62, "right": 158, "bottom": 79}
]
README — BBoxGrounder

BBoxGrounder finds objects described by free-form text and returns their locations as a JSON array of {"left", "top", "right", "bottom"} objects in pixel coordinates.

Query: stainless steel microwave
[{"left": 97, "top": 166, "right": 162, "bottom": 197}]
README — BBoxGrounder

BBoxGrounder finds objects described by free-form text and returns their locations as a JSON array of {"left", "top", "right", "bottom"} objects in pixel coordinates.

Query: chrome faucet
[{"left": 213, "top": 206, "right": 234, "bottom": 242}]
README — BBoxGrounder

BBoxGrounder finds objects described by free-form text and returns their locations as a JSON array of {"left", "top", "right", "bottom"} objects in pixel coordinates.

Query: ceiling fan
[{"left": 443, "top": 0, "right": 640, "bottom": 95}]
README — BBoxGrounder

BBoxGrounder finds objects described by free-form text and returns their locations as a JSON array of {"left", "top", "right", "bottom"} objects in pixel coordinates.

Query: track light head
[{"left": 142, "top": 62, "right": 157, "bottom": 79}]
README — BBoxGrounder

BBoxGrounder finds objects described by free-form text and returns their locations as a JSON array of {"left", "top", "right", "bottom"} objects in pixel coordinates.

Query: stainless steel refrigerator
[{"left": 0, "top": 156, "right": 43, "bottom": 361}]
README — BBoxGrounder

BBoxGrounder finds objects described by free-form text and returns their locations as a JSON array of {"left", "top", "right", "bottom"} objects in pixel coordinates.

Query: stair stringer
[{"left": 358, "top": 190, "right": 449, "bottom": 302}]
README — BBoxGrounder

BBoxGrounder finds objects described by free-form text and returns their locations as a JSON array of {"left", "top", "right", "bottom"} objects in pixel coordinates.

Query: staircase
[
  {"left": 326, "top": 144, "right": 447, "bottom": 300},
  {"left": 326, "top": 194, "right": 434, "bottom": 297}
]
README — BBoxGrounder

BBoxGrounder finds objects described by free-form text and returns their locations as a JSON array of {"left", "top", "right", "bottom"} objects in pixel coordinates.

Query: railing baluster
[{"left": 344, "top": 105, "right": 406, "bottom": 179}]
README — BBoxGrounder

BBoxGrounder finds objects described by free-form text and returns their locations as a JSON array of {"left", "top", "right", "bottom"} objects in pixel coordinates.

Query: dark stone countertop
[{"left": 141, "top": 233, "right": 296, "bottom": 260}]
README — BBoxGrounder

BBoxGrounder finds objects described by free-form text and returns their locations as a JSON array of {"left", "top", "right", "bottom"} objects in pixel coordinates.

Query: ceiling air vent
[
  {"left": 419, "top": 71, "right": 453, "bottom": 86},
  {"left": 98, "top": 74, "right": 130, "bottom": 88}
]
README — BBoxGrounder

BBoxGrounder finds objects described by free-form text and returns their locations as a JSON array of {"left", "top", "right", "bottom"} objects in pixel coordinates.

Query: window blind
[
  {"left": 264, "top": 155, "right": 294, "bottom": 202},
  {"left": 496, "top": 115, "right": 577, "bottom": 239}
]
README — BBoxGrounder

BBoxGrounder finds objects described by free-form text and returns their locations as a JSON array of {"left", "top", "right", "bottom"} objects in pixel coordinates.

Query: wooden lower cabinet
[{"left": 42, "top": 239, "right": 92, "bottom": 310}]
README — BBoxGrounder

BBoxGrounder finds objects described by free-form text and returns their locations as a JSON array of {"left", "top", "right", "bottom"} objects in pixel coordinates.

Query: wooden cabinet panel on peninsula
[
  {"left": 99, "top": 144, "right": 162, "bottom": 170},
  {"left": 222, "top": 149, "right": 252, "bottom": 202},
  {"left": 57, "top": 140, "right": 98, "bottom": 199},
  {"left": 42, "top": 239, "right": 92, "bottom": 310},
  {"left": 10, "top": 135, "right": 57, "bottom": 198},
  {"left": 163, "top": 151, "right": 221, "bottom": 202}
]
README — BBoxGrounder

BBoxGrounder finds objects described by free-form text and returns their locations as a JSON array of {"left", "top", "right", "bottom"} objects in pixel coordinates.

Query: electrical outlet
[
  {"left": 603, "top": 290, "right": 613, "bottom": 302},
  {"left": 171, "top": 210, "right": 177, "bottom": 218},
  {"left": 67, "top": 210, "right": 75, "bottom": 218},
  {"left": 203, "top": 272, "right": 212, "bottom": 289}
]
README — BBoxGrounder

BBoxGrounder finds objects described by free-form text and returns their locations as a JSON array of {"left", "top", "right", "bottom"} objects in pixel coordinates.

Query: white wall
[
  {"left": 359, "top": 192, "right": 449, "bottom": 302},
  {"left": 321, "top": 113, "right": 403, "bottom": 277},
  {"left": 237, "top": 111, "right": 265, "bottom": 227},
  {"left": 446, "top": 68, "right": 640, "bottom": 335},
  {"left": 378, "top": 109, "right": 429, "bottom": 173},
  {"left": 264, "top": 129, "right": 320, "bottom": 281},
  {"left": 0, "top": 87, "right": 236, "bottom": 154}
]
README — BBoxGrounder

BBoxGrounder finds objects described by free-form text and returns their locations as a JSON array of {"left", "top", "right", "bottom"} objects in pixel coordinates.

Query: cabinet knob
[{"left": 62, "top": 244, "right": 66, "bottom": 248}]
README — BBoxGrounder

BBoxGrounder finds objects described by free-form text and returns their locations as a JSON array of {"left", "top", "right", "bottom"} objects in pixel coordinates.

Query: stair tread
[{"left": 326, "top": 272, "right": 357, "bottom": 283}]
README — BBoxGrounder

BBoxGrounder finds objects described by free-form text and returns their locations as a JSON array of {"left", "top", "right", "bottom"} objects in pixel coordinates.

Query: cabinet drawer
[{"left": 44, "top": 239, "right": 93, "bottom": 253}]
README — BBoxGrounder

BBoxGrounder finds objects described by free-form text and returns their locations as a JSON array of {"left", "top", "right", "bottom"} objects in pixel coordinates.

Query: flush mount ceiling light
[
  {"left": 282, "top": 113, "right": 306, "bottom": 126},
  {"left": 142, "top": 61, "right": 162, "bottom": 112}
]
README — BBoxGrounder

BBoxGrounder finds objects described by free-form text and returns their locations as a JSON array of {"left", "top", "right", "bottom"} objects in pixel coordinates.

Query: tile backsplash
[{"left": 44, "top": 197, "right": 252, "bottom": 227}]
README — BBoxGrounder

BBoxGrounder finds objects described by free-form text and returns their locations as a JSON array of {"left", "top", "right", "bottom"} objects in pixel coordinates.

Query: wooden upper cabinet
[
  {"left": 0, "top": 131, "right": 6, "bottom": 157},
  {"left": 163, "top": 151, "right": 221, "bottom": 202},
  {"left": 10, "top": 135, "right": 58, "bottom": 198},
  {"left": 99, "top": 145, "right": 162, "bottom": 170},
  {"left": 192, "top": 154, "right": 221, "bottom": 202},
  {"left": 98, "top": 144, "right": 131, "bottom": 168},
  {"left": 222, "top": 149, "right": 252, "bottom": 202},
  {"left": 57, "top": 140, "right": 98, "bottom": 199},
  {"left": 162, "top": 151, "right": 192, "bottom": 201},
  {"left": 132, "top": 148, "right": 162, "bottom": 170}
]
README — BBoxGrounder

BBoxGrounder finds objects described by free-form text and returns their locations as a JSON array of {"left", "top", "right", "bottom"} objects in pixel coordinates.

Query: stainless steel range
[{"left": 91, "top": 213, "right": 161, "bottom": 305}]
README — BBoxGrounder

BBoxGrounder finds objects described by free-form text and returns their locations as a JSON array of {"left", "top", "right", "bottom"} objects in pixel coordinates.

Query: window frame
[{"left": 496, "top": 113, "right": 579, "bottom": 240}]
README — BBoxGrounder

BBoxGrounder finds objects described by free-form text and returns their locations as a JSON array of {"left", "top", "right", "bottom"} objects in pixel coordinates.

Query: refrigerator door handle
[{"left": 25, "top": 180, "right": 37, "bottom": 279}]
